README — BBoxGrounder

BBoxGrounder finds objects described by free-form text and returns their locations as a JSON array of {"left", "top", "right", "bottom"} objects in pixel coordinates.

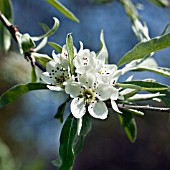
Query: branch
[
  {"left": 0, "top": 11, "right": 46, "bottom": 72},
  {"left": 118, "top": 103, "right": 170, "bottom": 113}
]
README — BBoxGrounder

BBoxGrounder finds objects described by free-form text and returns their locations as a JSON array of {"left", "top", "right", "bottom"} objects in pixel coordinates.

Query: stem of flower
[{"left": 0, "top": 11, "right": 46, "bottom": 72}]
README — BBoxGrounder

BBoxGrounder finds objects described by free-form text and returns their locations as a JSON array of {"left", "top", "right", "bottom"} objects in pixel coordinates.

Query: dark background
[{"left": 0, "top": 0, "right": 170, "bottom": 169}]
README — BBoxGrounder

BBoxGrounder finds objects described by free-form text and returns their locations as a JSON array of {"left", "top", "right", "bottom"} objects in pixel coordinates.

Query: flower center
[
  {"left": 83, "top": 89, "right": 95, "bottom": 103},
  {"left": 55, "top": 75, "right": 68, "bottom": 87}
]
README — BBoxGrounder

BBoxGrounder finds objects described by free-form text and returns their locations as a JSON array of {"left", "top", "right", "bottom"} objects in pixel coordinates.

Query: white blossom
[
  {"left": 41, "top": 60, "right": 70, "bottom": 91},
  {"left": 73, "top": 42, "right": 102, "bottom": 74},
  {"left": 65, "top": 72, "right": 118, "bottom": 120}
]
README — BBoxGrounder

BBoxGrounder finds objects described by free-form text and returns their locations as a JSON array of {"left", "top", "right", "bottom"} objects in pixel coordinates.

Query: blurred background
[{"left": 0, "top": 0, "right": 170, "bottom": 169}]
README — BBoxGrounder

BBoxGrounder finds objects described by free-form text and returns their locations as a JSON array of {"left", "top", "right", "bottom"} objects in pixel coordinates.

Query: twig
[
  {"left": 118, "top": 103, "right": 170, "bottom": 113},
  {"left": 0, "top": 11, "right": 18, "bottom": 41},
  {"left": 0, "top": 11, "right": 46, "bottom": 72}
]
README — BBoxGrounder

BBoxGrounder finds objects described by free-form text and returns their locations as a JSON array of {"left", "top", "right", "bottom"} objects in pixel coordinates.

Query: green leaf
[
  {"left": 57, "top": 114, "right": 77, "bottom": 170},
  {"left": 97, "top": 30, "right": 108, "bottom": 63},
  {"left": 116, "top": 80, "right": 170, "bottom": 91},
  {"left": 120, "top": 0, "right": 150, "bottom": 42},
  {"left": 117, "top": 110, "right": 137, "bottom": 142},
  {"left": 33, "top": 23, "right": 50, "bottom": 52},
  {"left": 0, "top": 0, "right": 13, "bottom": 53},
  {"left": 120, "top": 0, "right": 138, "bottom": 20},
  {"left": 34, "top": 37, "right": 48, "bottom": 52},
  {"left": 118, "top": 32, "right": 170, "bottom": 66},
  {"left": 21, "top": 33, "right": 36, "bottom": 53},
  {"left": 54, "top": 99, "right": 68, "bottom": 123},
  {"left": 128, "top": 92, "right": 165, "bottom": 101},
  {"left": 122, "top": 108, "right": 144, "bottom": 116},
  {"left": 161, "top": 22, "right": 170, "bottom": 36},
  {"left": 66, "top": 33, "right": 75, "bottom": 75},
  {"left": 148, "top": 0, "right": 170, "bottom": 7},
  {"left": 0, "top": 83, "right": 47, "bottom": 109},
  {"left": 48, "top": 41, "right": 62, "bottom": 53},
  {"left": 32, "top": 17, "right": 59, "bottom": 41},
  {"left": 39, "top": 23, "right": 50, "bottom": 32},
  {"left": 73, "top": 115, "right": 91, "bottom": 156},
  {"left": 33, "top": 53, "right": 52, "bottom": 67},
  {"left": 120, "top": 88, "right": 139, "bottom": 99},
  {"left": 160, "top": 90, "right": 170, "bottom": 107},
  {"left": 31, "top": 66, "right": 37, "bottom": 83},
  {"left": 132, "top": 66, "right": 170, "bottom": 78},
  {"left": 47, "top": 0, "right": 79, "bottom": 23}
]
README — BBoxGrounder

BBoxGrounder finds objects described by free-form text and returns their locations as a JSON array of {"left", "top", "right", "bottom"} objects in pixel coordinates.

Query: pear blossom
[
  {"left": 73, "top": 42, "right": 103, "bottom": 74},
  {"left": 41, "top": 44, "right": 78, "bottom": 90},
  {"left": 97, "top": 64, "right": 122, "bottom": 84},
  {"left": 41, "top": 60, "right": 70, "bottom": 91},
  {"left": 65, "top": 72, "right": 119, "bottom": 120},
  {"left": 64, "top": 72, "right": 120, "bottom": 134},
  {"left": 52, "top": 44, "right": 77, "bottom": 68}
]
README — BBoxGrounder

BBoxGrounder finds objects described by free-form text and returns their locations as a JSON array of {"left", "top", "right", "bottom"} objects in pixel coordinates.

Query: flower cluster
[{"left": 41, "top": 42, "right": 121, "bottom": 134}]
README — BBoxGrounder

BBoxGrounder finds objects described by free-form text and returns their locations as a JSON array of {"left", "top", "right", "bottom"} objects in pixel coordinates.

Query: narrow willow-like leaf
[
  {"left": 120, "top": 0, "right": 138, "bottom": 20},
  {"left": 128, "top": 92, "right": 165, "bottom": 101},
  {"left": 120, "top": 88, "right": 139, "bottom": 99},
  {"left": 31, "top": 66, "right": 37, "bottom": 83},
  {"left": 33, "top": 53, "right": 52, "bottom": 67},
  {"left": 0, "top": 0, "right": 13, "bottom": 52},
  {"left": 34, "top": 37, "right": 48, "bottom": 52},
  {"left": 58, "top": 114, "right": 77, "bottom": 170},
  {"left": 148, "top": 0, "right": 170, "bottom": 7},
  {"left": 120, "top": 0, "right": 150, "bottom": 42},
  {"left": 47, "top": 0, "right": 79, "bottom": 23},
  {"left": 54, "top": 99, "right": 68, "bottom": 123},
  {"left": 73, "top": 115, "right": 91, "bottom": 156},
  {"left": 0, "top": 83, "right": 47, "bottom": 109},
  {"left": 116, "top": 81, "right": 170, "bottom": 91},
  {"left": 32, "top": 17, "right": 59, "bottom": 41},
  {"left": 117, "top": 110, "right": 137, "bottom": 142},
  {"left": 97, "top": 30, "right": 108, "bottom": 64},
  {"left": 160, "top": 90, "right": 170, "bottom": 107},
  {"left": 132, "top": 66, "right": 170, "bottom": 78},
  {"left": 123, "top": 108, "right": 144, "bottom": 116},
  {"left": 161, "top": 22, "right": 170, "bottom": 36},
  {"left": 33, "top": 23, "right": 49, "bottom": 52},
  {"left": 66, "top": 33, "right": 75, "bottom": 75},
  {"left": 39, "top": 23, "right": 50, "bottom": 32},
  {"left": 118, "top": 32, "right": 170, "bottom": 66},
  {"left": 48, "top": 41, "right": 62, "bottom": 53}
]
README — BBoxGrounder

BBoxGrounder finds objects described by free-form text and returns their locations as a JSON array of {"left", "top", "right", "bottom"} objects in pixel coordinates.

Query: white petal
[
  {"left": 79, "top": 73, "right": 96, "bottom": 88},
  {"left": 75, "top": 65, "right": 93, "bottom": 74},
  {"left": 71, "top": 98, "right": 86, "bottom": 119},
  {"left": 46, "top": 61, "right": 56, "bottom": 71},
  {"left": 47, "top": 85, "right": 63, "bottom": 91},
  {"left": 79, "top": 41, "right": 84, "bottom": 51},
  {"left": 95, "top": 84, "right": 115, "bottom": 101},
  {"left": 112, "top": 70, "right": 122, "bottom": 82},
  {"left": 88, "top": 101, "right": 108, "bottom": 119},
  {"left": 77, "top": 118, "right": 82, "bottom": 136},
  {"left": 110, "top": 88, "right": 119, "bottom": 100},
  {"left": 103, "top": 64, "right": 117, "bottom": 74},
  {"left": 52, "top": 50, "right": 60, "bottom": 63},
  {"left": 111, "top": 100, "right": 122, "bottom": 113},
  {"left": 65, "top": 82, "right": 81, "bottom": 98},
  {"left": 41, "top": 73, "right": 53, "bottom": 84}
]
